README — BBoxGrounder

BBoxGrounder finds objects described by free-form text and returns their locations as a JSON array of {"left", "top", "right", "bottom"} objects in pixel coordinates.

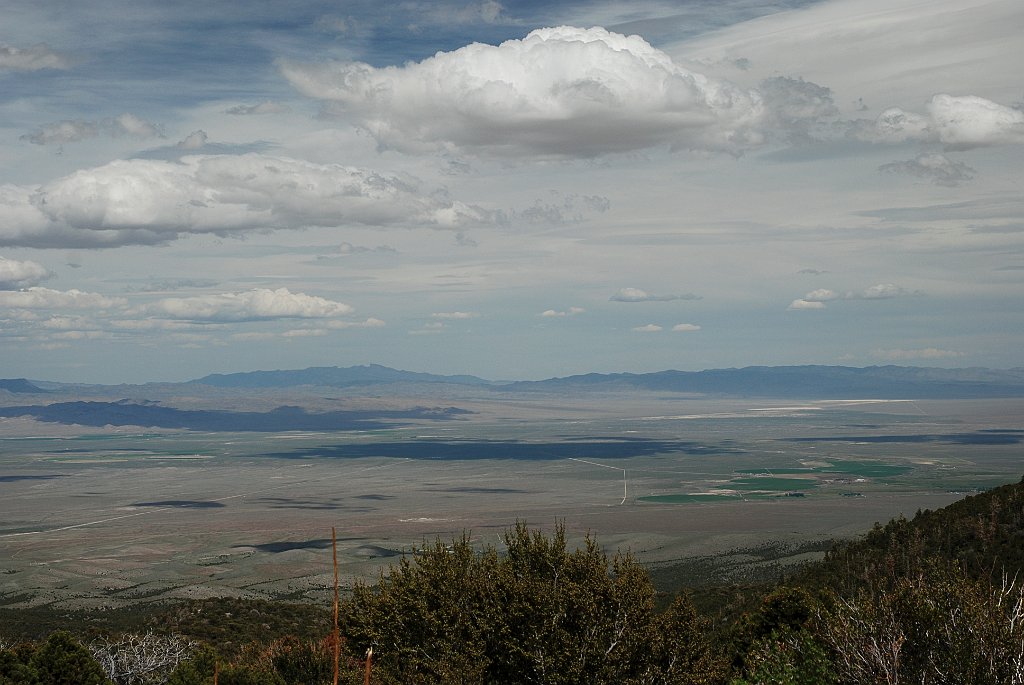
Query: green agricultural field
[
  {"left": 820, "top": 460, "right": 913, "bottom": 477},
  {"left": 638, "top": 494, "right": 741, "bottom": 504},
  {"left": 720, "top": 477, "right": 819, "bottom": 491}
]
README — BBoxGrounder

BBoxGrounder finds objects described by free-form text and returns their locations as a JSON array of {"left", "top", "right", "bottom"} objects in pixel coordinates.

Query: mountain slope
[
  {"left": 502, "top": 365, "right": 1024, "bottom": 398},
  {"left": 0, "top": 378, "right": 47, "bottom": 393}
]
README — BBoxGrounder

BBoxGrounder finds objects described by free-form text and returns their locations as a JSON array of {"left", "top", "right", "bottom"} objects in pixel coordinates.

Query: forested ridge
[{"left": 3, "top": 477, "right": 1024, "bottom": 684}]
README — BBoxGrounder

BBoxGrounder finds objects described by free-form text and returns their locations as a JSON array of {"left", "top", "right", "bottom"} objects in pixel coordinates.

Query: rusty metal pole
[{"left": 333, "top": 526, "right": 340, "bottom": 685}]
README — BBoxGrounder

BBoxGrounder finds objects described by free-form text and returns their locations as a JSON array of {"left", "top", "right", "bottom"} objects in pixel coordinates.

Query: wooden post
[{"left": 364, "top": 647, "right": 373, "bottom": 685}]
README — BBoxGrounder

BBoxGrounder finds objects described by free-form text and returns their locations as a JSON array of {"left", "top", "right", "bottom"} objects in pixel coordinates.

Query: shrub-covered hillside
[
  {"left": 2, "top": 477, "right": 1024, "bottom": 684},
  {"left": 798, "top": 475, "right": 1024, "bottom": 594}
]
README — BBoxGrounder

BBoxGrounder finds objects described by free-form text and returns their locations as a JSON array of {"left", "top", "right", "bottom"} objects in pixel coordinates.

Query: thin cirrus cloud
[
  {"left": 0, "top": 154, "right": 494, "bottom": 249},
  {"left": 610, "top": 287, "right": 700, "bottom": 302},
  {"left": 872, "top": 347, "right": 963, "bottom": 361},
  {"left": 432, "top": 311, "right": 478, "bottom": 319},
  {"left": 0, "top": 287, "right": 126, "bottom": 310},
  {"left": 224, "top": 101, "right": 291, "bottom": 116},
  {"left": 878, "top": 153, "right": 976, "bottom": 187},
  {"left": 21, "top": 113, "right": 163, "bottom": 145},
  {"left": 0, "top": 256, "right": 50, "bottom": 289},
  {"left": 541, "top": 307, "right": 585, "bottom": 317},
  {"left": 281, "top": 26, "right": 767, "bottom": 158},
  {"left": 632, "top": 323, "right": 700, "bottom": 332},
  {"left": 0, "top": 43, "right": 70, "bottom": 71},
  {"left": 146, "top": 288, "right": 354, "bottom": 323}
]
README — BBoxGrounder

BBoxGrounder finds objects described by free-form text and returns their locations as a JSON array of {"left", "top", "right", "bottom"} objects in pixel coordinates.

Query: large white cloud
[
  {"left": 853, "top": 94, "right": 1024, "bottom": 149},
  {"left": 0, "top": 256, "right": 50, "bottom": 289},
  {"left": 0, "top": 154, "right": 493, "bottom": 248},
  {"left": 147, "top": 287, "right": 354, "bottom": 322},
  {"left": 281, "top": 26, "right": 766, "bottom": 157}
]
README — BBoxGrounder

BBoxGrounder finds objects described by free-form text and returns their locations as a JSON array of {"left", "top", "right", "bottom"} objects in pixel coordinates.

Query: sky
[{"left": 1, "top": 0, "right": 1022, "bottom": 384}]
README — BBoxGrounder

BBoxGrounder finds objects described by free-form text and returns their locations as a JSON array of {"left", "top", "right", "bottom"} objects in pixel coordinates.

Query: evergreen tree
[
  {"left": 28, "top": 632, "right": 111, "bottom": 685},
  {"left": 341, "top": 522, "right": 727, "bottom": 684}
]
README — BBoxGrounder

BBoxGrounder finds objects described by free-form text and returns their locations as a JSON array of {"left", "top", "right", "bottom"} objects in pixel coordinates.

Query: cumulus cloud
[
  {"left": 225, "top": 101, "right": 291, "bottom": 115},
  {"left": 878, "top": 153, "right": 975, "bottom": 186},
  {"left": 281, "top": 26, "right": 766, "bottom": 157},
  {"left": 0, "top": 287, "right": 125, "bottom": 310},
  {"left": 632, "top": 323, "right": 663, "bottom": 332},
  {"left": 126, "top": 278, "right": 219, "bottom": 293},
  {"left": 0, "top": 154, "right": 494, "bottom": 248},
  {"left": 432, "top": 311, "right": 478, "bottom": 319},
  {"left": 671, "top": 323, "right": 701, "bottom": 332},
  {"left": 147, "top": 288, "right": 353, "bottom": 322},
  {"left": 22, "top": 113, "right": 162, "bottom": 145},
  {"left": 40, "top": 315, "right": 100, "bottom": 330},
  {"left": 516, "top": 193, "right": 610, "bottom": 225},
  {"left": 541, "top": 307, "right": 585, "bottom": 317},
  {"left": 0, "top": 43, "right": 70, "bottom": 71},
  {"left": 852, "top": 94, "right": 1024, "bottom": 149},
  {"left": 758, "top": 76, "right": 838, "bottom": 142},
  {"left": 336, "top": 242, "right": 397, "bottom": 255},
  {"left": 790, "top": 283, "right": 917, "bottom": 308},
  {"left": 803, "top": 288, "right": 840, "bottom": 302},
  {"left": 326, "top": 317, "right": 386, "bottom": 329},
  {"left": 610, "top": 287, "right": 700, "bottom": 302},
  {"left": 108, "top": 318, "right": 209, "bottom": 331},
  {"left": 858, "top": 283, "right": 913, "bottom": 300},
  {"left": 177, "top": 130, "right": 208, "bottom": 149},
  {"left": 872, "top": 347, "right": 964, "bottom": 360},
  {"left": 787, "top": 299, "right": 826, "bottom": 310},
  {"left": 281, "top": 328, "right": 327, "bottom": 338},
  {"left": 410, "top": 322, "right": 446, "bottom": 335},
  {"left": 0, "top": 256, "right": 50, "bottom": 289}
]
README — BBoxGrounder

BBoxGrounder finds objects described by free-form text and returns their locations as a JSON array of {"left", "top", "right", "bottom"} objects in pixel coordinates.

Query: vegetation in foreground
[{"left": 2, "top": 477, "right": 1024, "bottom": 684}]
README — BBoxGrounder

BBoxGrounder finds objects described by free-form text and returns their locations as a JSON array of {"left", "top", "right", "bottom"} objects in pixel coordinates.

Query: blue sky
[{"left": 1, "top": 0, "right": 1022, "bottom": 383}]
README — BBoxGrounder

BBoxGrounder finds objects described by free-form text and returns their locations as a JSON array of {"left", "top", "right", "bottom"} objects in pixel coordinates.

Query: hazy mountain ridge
[
  {"left": 191, "top": 363, "right": 493, "bottom": 389},
  {"left": 0, "top": 378, "right": 47, "bottom": 394},
  {"left": 501, "top": 365, "right": 1024, "bottom": 398},
  {"left": 7, "top": 364, "right": 1024, "bottom": 399}
]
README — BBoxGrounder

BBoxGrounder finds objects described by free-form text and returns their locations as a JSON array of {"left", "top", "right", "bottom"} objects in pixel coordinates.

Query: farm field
[{"left": 1, "top": 390, "right": 1022, "bottom": 609}]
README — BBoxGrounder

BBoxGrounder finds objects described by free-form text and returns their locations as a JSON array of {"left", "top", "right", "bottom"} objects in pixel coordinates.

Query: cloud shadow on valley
[
  {"left": 0, "top": 401, "right": 471, "bottom": 432},
  {"left": 259, "top": 437, "right": 739, "bottom": 461}
]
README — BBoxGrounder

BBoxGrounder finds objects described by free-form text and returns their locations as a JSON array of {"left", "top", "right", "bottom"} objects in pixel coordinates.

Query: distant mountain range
[
  {"left": 192, "top": 364, "right": 491, "bottom": 389},
  {"left": 0, "top": 378, "right": 47, "bottom": 394},
  {"left": 189, "top": 364, "right": 1024, "bottom": 399},
  {"left": 499, "top": 365, "right": 1024, "bottom": 398},
  {"left": 6, "top": 365, "right": 1024, "bottom": 399}
]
